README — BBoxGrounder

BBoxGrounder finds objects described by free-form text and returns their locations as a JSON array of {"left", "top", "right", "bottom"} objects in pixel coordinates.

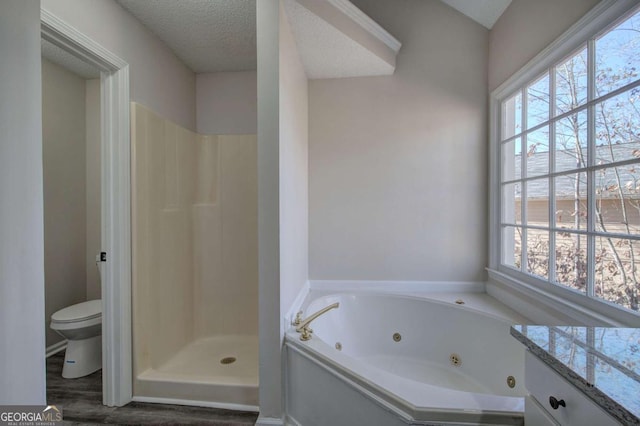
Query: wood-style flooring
[{"left": 47, "top": 352, "right": 258, "bottom": 425}]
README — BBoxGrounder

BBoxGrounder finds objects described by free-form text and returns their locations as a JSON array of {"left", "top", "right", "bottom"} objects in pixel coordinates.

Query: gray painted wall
[
  {"left": 279, "top": 3, "right": 309, "bottom": 333},
  {"left": 309, "top": 0, "right": 489, "bottom": 282},
  {"left": 86, "top": 79, "right": 102, "bottom": 300},
  {"left": 257, "top": 0, "right": 281, "bottom": 420},
  {"left": 41, "top": 0, "right": 197, "bottom": 131},
  {"left": 196, "top": 71, "right": 257, "bottom": 134},
  {"left": 0, "top": 0, "right": 46, "bottom": 405},
  {"left": 489, "top": 0, "right": 600, "bottom": 91},
  {"left": 42, "top": 58, "right": 88, "bottom": 348}
]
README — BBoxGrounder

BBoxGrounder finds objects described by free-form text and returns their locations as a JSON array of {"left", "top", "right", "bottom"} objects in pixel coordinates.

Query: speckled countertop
[{"left": 511, "top": 325, "right": 640, "bottom": 425}]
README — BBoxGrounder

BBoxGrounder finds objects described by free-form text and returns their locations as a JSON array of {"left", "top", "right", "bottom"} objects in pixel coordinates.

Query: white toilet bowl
[{"left": 50, "top": 300, "right": 102, "bottom": 378}]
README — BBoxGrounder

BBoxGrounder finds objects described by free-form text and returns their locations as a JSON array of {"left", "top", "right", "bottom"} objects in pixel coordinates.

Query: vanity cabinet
[
  {"left": 525, "top": 395, "right": 559, "bottom": 426},
  {"left": 524, "top": 351, "right": 619, "bottom": 426}
]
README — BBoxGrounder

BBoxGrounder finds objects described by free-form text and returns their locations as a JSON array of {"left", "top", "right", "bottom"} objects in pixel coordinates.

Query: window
[{"left": 495, "top": 2, "right": 640, "bottom": 318}]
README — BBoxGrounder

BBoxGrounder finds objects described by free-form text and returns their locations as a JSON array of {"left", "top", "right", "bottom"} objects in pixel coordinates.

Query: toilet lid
[{"left": 52, "top": 300, "right": 102, "bottom": 323}]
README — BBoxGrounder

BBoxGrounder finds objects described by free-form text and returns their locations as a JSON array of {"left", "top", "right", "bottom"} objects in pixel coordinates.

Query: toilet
[{"left": 50, "top": 299, "right": 102, "bottom": 378}]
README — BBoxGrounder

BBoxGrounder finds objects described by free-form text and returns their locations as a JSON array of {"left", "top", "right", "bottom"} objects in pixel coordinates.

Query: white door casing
[{"left": 41, "top": 9, "right": 132, "bottom": 407}]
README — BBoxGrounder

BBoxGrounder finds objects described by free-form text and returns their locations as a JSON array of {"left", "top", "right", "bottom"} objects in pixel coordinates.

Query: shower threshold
[{"left": 135, "top": 335, "right": 258, "bottom": 411}]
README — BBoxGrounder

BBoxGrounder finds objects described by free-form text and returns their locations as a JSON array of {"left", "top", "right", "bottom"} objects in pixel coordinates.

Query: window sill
[{"left": 486, "top": 268, "right": 640, "bottom": 327}]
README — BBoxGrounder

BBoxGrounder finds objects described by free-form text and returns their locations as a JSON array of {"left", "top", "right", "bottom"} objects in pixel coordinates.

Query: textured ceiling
[
  {"left": 41, "top": 38, "right": 101, "bottom": 79},
  {"left": 440, "top": 0, "right": 512, "bottom": 29},
  {"left": 283, "top": 0, "right": 395, "bottom": 79},
  {"left": 117, "top": 0, "right": 256, "bottom": 73}
]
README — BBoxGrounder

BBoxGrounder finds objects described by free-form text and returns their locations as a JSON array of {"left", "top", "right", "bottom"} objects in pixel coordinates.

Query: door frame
[{"left": 41, "top": 9, "right": 132, "bottom": 407}]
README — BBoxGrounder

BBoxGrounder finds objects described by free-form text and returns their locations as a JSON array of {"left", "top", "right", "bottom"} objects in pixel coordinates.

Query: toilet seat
[{"left": 51, "top": 300, "right": 101, "bottom": 324}]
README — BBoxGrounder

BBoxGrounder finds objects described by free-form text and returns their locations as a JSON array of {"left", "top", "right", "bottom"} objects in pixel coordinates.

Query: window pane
[
  {"left": 527, "top": 229, "right": 549, "bottom": 279},
  {"left": 555, "top": 111, "right": 588, "bottom": 172},
  {"left": 526, "top": 178, "right": 549, "bottom": 227},
  {"left": 502, "top": 226, "right": 522, "bottom": 269},
  {"left": 555, "top": 47, "right": 588, "bottom": 115},
  {"left": 593, "top": 328, "right": 640, "bottom": 376},
  {"left": 554, "top": 326, "right": 588, "bottom": 345},
  {"left": 595, "top": 88, "right": 640, "bottom": 165},
  {"left": 594, "top": 354, "right": 640, "bottom": 404},
  {"left": 555, "top": 331, "right": 588, "bottom": 372},
  {"left": 555, "top": 173, "right": 588, "bottom": 230},
  {"left": 596, "top": 9, "right": 640, "bottom": 97},
  {"left": 503, "top": 92, "right": 523, "bottom": 139},
  {"left": 501, "top": 137, "right": 521, "bottom": 181},
  {"left": 555, "top": 232, "right": 587, "bottom": 293},
  {"left": 527, "top": 73, "right": 550, "bottom": 129},
  {"left": 595, "top": 165, "right": 640, "bottom": 235},
  {"left": 502, "top": 182, "right": 522, "bottom": 224},
  {"left": 594, "top": 236, "right": 640, "bottom": 311},
  {"left": 527, "top": 126, "right": 549, "bottom": 177}
]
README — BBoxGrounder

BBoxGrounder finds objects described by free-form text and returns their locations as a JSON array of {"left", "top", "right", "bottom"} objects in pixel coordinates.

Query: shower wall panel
[
  {"left": 219, "top": 135, "right": 258, "bottom": 335},
  {"left": 132, "top": 103, "right": 258, "bottom": 382},
  {"left": 193, "top": 134, "right": 223, "bottom": 338},
  {"left": 193, "top": 135, "right": 258, "bottom": 338},
  {"left": 132, "top": 103, "right": 195, "bottom": 373}
]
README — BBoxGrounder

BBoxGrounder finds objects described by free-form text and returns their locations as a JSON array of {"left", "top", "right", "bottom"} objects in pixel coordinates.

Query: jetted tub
[{"left": 285, "top": 292, "right": 528, "bottom": 425}]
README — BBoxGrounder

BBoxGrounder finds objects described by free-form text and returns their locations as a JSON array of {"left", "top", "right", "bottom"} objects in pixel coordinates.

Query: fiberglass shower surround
[{"left": 131, "top": 103, "right": 258, "bottom": 408}]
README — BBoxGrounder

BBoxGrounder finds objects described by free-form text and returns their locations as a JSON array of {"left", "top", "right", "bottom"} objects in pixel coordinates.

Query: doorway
[{"left": 41, "top": 10, "right": 132, "bottom": 407}]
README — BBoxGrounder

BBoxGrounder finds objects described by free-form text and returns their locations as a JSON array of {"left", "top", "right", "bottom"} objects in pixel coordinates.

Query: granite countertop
[{"left": 511, "top": 325, "right": 640, "bottom": 425}]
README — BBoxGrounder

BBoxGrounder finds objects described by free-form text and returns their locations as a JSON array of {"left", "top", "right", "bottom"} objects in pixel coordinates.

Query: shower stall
[{"left": 131, "top": 103, "right": 258, "bottom": 409}]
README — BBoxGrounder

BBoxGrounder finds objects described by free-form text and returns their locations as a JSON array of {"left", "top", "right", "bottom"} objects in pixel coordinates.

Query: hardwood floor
[{"left": 47, "top": 352, "right": 258, "bottom": 425}]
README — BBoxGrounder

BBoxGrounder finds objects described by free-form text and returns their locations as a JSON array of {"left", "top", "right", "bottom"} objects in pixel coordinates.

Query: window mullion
[
  {"left": 549, "top": 67, "right": 557, "bottom": 285},
  {"left": 587, "top": 328, "right": 596, "bottom": 384},
  {"left": 521, "top": 89, "right": 528, "bottom": 273},
  {"left": 587, "top": 37, "right": 596, "bottom": 299}
]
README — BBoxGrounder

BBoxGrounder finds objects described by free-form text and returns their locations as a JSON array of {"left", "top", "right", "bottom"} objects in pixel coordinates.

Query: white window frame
[{"left": 489, "top": 0, "right": 640, "bottom": 327}]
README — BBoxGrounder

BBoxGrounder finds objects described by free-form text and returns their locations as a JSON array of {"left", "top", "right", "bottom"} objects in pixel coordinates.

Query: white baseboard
[
  {"left": 46, "top": 340, "right": 67, "bottom": 358},
  {"left": 132, "top": 396, "right": 259, "bottom": 413},
  {"left": 308, "top": 280, "right": 485, "bottom": 293},
  {"left": 256, "top": 416, "right": 285, "bottom": 425}
]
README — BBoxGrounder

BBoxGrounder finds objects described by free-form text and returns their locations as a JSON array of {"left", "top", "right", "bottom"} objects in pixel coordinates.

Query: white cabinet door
[
  {"left": 525, "top": 352, "right": 620, "bottom": 426},
  {"left": 525, "top": 395, "right": 560, "bottom": 425}
]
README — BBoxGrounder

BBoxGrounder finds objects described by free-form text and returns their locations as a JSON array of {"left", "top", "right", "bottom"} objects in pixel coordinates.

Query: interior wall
[
  {"left": 0, "top": 0, "right": 45, "bottom": 405},
  {"left": 488, "top": 0, "right": 600, "bottom": 91},
  {"left": 132, "top": 103, "right": 258, "bottom": 381},
  {"left": 42, "top": 58, "right": 87, "bottom": 348},
  {"left": 308, "top": 0, "right": 488, "bottom": 282},
  {"left": 256, "top": 0, "right": 282, "bottom": 421},
  {"left": 256, "top": 2, "right": 310, "bottom": 421},
  {"left": 41, "top": 0, "right": 197, "bottom": 131},
  {"left": 279, "top": 3, "right": 309, "bottom": 323},
  {"left": 86, "top": 79, "right": 101, "bottom": 300},
  {"left": 196, "top": 71, "right": 257, "bottom": 135}
]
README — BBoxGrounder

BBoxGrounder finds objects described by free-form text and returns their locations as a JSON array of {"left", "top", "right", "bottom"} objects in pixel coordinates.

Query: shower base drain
[{"left": 220, "top": 357, "right": 237, "bottom": 365}]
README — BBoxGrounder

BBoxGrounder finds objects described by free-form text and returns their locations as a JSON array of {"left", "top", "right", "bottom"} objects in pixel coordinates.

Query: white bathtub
[{"left": 285, "top": 292, "right": 528, "bottom": 425}]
